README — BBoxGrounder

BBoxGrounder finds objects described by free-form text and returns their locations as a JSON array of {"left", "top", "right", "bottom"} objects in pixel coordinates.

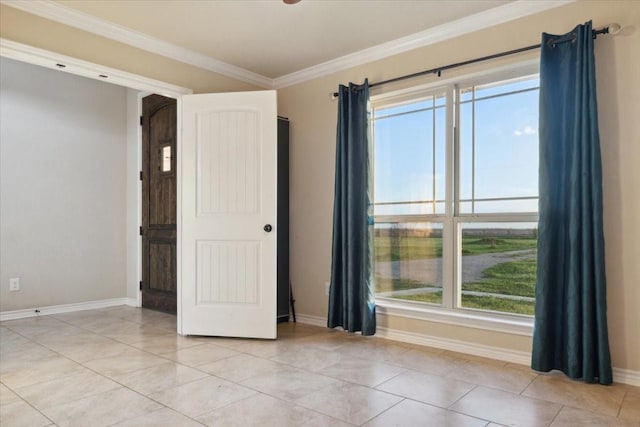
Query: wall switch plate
[
  {"left": 325, "top": 281, "right": 330, "bottom": 296},
  {"left": 9, "top": 277, "right": 20, "bottom": 291}
]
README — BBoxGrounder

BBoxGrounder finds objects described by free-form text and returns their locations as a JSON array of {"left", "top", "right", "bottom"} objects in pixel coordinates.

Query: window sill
[{"left": 375, "top": 297, "right": 534, "bottom": 337}]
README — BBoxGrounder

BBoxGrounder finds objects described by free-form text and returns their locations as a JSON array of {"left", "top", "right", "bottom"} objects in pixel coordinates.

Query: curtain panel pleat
[
  {"left": 532, "top": 21, "right": 612, "bottom": 384},
  {"left": 327, "top": 80, "right": 376, "bottom": 336}
]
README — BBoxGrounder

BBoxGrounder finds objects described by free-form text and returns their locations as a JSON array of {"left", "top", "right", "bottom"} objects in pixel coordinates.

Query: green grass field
[
  {"left": 463, "top": 259, "right": 536, "bottom": 297},
  {"left": 374, "top": 234, "right": 537, "bottom": 315},
  {"left": 461, "top": 237, "right": 537, "bottom": 255}
]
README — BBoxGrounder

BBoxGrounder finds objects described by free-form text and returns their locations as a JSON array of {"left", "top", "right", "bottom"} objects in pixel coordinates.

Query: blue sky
[{"left": 373, "top": 78, "right": 539, "bottom": 215}]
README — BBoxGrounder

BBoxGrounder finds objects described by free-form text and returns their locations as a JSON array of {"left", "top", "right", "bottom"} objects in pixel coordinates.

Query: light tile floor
[{"left": 1, "top": 306, "right": 638, "bottom": 427}]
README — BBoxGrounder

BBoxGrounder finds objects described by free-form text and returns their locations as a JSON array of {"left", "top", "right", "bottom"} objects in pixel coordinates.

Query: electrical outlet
[
  {"left": 325, "top": 281, "right": 330, "bottom": 296},
  {"left": 9, "top": 277, "right": 20, "bottom": 292}
]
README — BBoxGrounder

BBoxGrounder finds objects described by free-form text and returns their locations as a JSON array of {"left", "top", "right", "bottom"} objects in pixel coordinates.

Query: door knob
[{"left": 264, "top": 224, "right": 273, "bottom": 232}]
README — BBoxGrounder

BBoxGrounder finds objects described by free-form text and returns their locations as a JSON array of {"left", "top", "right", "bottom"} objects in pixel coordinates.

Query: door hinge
[
  {"left": 139, "top": 170, "right": 143, "bottom": 181},
  {"left": 140, "top": 115, "right": 143, "bottom": 126},
  {"left": 139, "top": 281, "right": 143, "bottom": 290},
  {"left": 139, "top": 226, "right": 143, "bottom": 236}
]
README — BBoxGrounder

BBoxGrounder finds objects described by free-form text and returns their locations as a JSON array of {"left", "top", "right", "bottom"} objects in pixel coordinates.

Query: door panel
[
  {"left": 198, "top": 111, "right": 260, "bottom": 215},
  {"left": 142, "top": 94, "right": 177, "bottom": 314},
  {"left": 149, "top": 103, "right": 177, "bottom": 225},
  {"left": 196, "top": 240, "right": 260, "bottom": 304},
  {"left": 181, "top": 91, "right": 277, "bottom": 339},
  {"left": 149, "top": 241, "right": 175, "bottom": 291}
]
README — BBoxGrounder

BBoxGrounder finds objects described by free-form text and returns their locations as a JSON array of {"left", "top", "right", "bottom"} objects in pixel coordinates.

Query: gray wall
[{"left": 0, "top": 57, "right": 128, "bottom": 311}]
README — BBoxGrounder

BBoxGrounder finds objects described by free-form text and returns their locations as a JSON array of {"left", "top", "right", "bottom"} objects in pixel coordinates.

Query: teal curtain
[
  {"left": 532, "top": 21, "right": 612, "bottom": 384},
  {"left": 327, "top": 80, "right": 376, "bottom": 336}
]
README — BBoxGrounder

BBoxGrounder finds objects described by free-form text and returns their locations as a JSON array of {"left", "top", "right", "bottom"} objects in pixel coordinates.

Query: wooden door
[
  {"left": 180, "top": 91, "right": 277, "bottom": 338},
  {"left": 142, "top": 94, "right": 177, "bottom": 314}
]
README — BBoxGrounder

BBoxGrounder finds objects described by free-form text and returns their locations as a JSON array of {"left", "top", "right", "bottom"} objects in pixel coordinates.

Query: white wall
[
  {"left": 0, "top": 57, "right": 128, "bottom": 311},
  {"left": 125, "top": 88, "right": 142, "bottom": 303}
]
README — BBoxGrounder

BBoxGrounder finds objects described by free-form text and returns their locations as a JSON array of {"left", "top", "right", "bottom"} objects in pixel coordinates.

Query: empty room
[{"left": 0, "top": 1, "right": 638, "bottom": 426}]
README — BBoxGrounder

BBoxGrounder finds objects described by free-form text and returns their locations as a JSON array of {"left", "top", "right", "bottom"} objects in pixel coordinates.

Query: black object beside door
[{"left": 277, "top": 117, "right": 290, "bottom": 322}]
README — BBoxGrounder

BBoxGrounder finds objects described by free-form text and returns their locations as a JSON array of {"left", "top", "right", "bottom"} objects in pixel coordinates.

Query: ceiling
[{"left": 4, "top": 0, "right": 571, "bottom": 87}]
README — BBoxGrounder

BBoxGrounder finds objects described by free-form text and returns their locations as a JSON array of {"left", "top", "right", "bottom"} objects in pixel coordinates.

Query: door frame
[{"left": 1, "top": 39, "right": 192, "bottom": 331}]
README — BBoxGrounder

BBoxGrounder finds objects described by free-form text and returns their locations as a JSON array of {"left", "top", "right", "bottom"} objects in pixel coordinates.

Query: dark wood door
[{"left": 142, "top": 94, "right": 177, "bottom": 314}]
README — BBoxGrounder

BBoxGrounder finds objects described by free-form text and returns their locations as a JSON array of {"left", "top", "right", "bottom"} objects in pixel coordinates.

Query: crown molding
[
  {"left": 0, "top": 38, "right": 193, "bottom": 96},
  {"left": 1, "top": 0, "right": 273, "bottom": 89},
  {"left": 2, "top": 0, "right": 574, "bottom": 91},
  {"left": 272, "top": 0, "right": 575, "bottom": 89}
]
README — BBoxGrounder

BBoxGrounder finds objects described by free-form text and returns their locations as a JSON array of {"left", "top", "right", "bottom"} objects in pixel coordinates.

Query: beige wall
[
  {"left": 0, "top": 4, "right": 261, "bottom": 94},
  {"left": 1, "top": 1, "right": 637, "bottom": 373},
  {"left": 278, "top": 1, "right": 640, "bottom": 372}
]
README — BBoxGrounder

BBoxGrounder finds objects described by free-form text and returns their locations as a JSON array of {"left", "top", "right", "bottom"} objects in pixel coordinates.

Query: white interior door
[{"left": 180, "top": 90, "right": 277, "bottom": 339}]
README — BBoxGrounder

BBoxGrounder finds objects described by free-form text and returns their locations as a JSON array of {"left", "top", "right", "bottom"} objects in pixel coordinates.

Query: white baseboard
[
  {"left": 295, "top": 313, "right": 326, "bottom": 328},
  {"left": 124, "top": 297, "right": 139, "bottom": 307},
  {"left": 295, "top": 312, "right": 640, "bottom": 386},
  {"left": 612, "top": 368, "right": 640, "bottom": 387},
  {"left": 0, "top": 297, "right": 137, "bottom": 321},
  {"left": 376, "top": 325, "right": 532, "bottom": 365}
]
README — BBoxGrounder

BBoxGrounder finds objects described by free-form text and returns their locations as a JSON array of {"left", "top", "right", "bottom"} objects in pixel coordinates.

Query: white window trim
[
  {"left": 376, "top": 298, "right": 534, "bottom": 336},
  {"left": 370, "top": 59, "right": 540, "bottom": 336}
]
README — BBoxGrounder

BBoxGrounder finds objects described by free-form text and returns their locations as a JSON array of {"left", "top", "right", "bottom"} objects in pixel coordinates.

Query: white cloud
[{"left": 513, "top": 125, "right": 537, "bottom": 137}]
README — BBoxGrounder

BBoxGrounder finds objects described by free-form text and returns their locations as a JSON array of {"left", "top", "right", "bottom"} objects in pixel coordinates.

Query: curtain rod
[{"left": 333, "top": 25, "right": 618, "bottom": 98}]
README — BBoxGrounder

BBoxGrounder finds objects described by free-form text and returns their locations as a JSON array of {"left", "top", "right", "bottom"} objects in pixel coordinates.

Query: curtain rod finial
[{"left": 608, "top": 23, "right": 621, "bottom": 35}]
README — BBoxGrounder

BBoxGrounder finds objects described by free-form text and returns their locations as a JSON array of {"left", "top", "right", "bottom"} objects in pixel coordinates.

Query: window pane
[
  {"left": 459, "top": 222, "right": 537, "bottom": 316},
  {"left": 459, "top": 77, "right": 539, "bottom": 214},
  {"left": 161, "top": 145, "right": 172, "bottom": 172},
  {"left": 474, "top": 92, "right": 538, "bottom": 199},
  {"left": 374, "top": 110, "right": 432, "bottom": 213},
  {"left": 373, "top": 94, "right": 446, "bottom": 216},
  {"left": 374, "top": 222, "right": 442, "bottom": 306}
]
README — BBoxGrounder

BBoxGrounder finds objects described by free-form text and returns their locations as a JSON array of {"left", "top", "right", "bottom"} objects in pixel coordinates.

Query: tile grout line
[
  {"left": 546, "top": 404, "right": 565, "bottom": 426},
  {"left": 357, "top": 397, "right": 406, "bottom": 426},
  {"left": 58, "top": 315, "right": 213, "bottom": 426},
  {"left": 6, "top": 309, "right": 637, "bottom": 425},
  {"left": 0, "top": 379, "right": 57, "bottom": 427},
  {"left": 615, "top": 390, "right": 626, "bottom": 419},
  {"left": 59, "top": 313, "right": 355, "bottom": 424},
  {"left": 3, "top": 313, "right": 209, "bottom": 425},
  {"left": 51, "top": 311, "right": 223, "bottom": 425},
  {"left": 518, "top": 370, "right": 539, "bottom": 396}
]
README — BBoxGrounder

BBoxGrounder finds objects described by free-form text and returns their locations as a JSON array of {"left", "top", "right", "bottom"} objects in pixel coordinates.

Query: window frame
[{"left": 370, "top": 60, "right": 539, "bottom": 334}]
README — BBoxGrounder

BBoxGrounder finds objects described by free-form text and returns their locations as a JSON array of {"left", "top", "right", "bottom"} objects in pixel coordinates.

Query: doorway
[
  {"left": 2, "top": 38, "right": 280, "bottom": 335},
  {"left": 141, "top": 94, "right": 177, "bottom": 314}
]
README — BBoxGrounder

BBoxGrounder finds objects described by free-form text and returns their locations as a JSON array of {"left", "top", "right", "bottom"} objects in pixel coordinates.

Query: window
[
  {"left": 161, "top": 145, "right": 172, "bottom": 172},
  {"left": 372, "top": 65, "right": 539, "bottom": 319}
]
